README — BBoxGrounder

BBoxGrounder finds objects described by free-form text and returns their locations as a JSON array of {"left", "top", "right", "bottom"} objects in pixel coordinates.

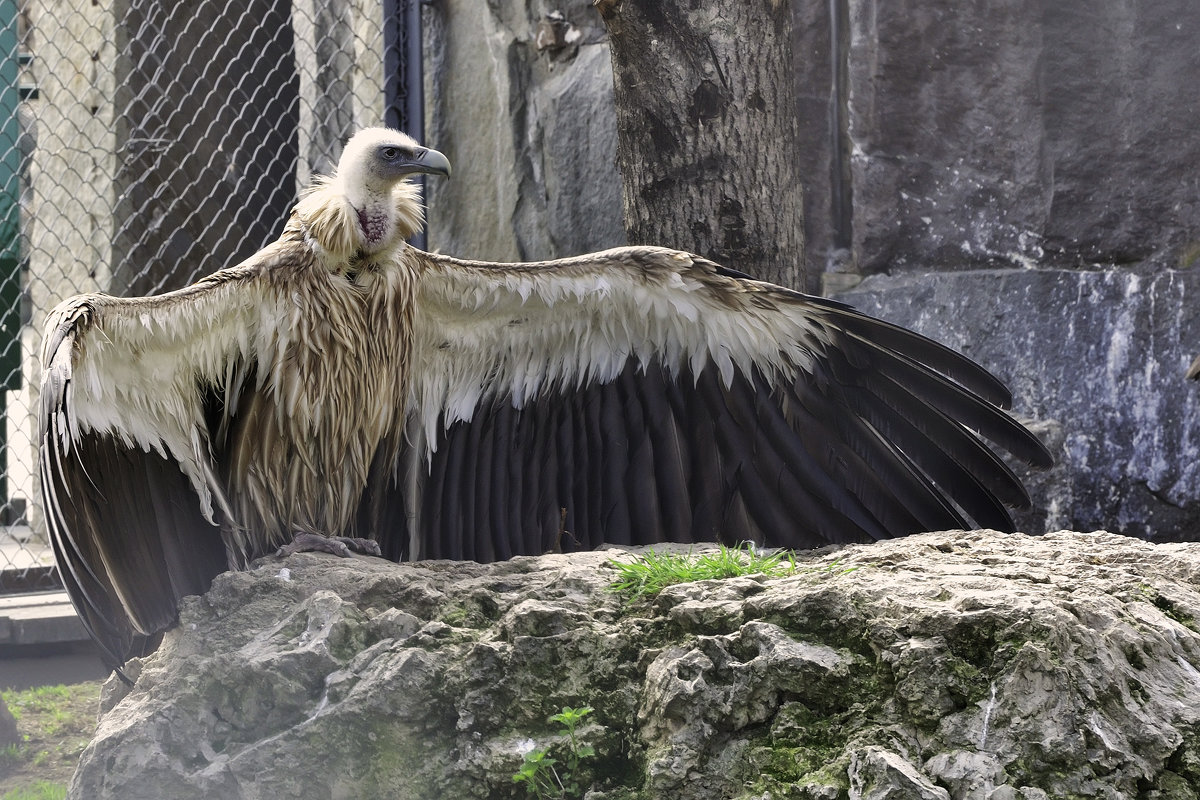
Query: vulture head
[{"left": 297, "top": 127, "right": 452, "bottom": 262}]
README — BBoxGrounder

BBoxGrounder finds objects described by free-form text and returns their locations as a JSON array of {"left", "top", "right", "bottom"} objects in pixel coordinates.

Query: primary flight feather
[{"left": 40, "top": 127, "right": 1052, "bottom": 676}]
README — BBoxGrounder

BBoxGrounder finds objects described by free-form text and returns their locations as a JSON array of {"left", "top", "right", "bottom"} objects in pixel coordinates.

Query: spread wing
[
  {"left": 39, "top": 259, "right": 277, "bottom": 673},
  {"left": 390, "top": 246, "right": 1052, "bottom": 561}
]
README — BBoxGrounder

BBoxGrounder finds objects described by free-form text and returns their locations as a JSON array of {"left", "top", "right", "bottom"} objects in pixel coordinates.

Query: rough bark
[{"left": 598, "top": 1, "right": 808, "bottom": 291}]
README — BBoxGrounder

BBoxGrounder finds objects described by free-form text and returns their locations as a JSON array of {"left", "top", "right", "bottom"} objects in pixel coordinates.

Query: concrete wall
[{"left": 14, "top": 0, "right": 118, "bottom": 531}]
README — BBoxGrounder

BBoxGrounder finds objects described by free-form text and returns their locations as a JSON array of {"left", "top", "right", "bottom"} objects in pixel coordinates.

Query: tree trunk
[{"left": 597, "top": 0, "right": 807, "bottom": 291}]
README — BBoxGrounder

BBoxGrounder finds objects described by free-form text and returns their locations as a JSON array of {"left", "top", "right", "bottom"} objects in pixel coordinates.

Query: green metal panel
[{"left": 0, "top": 0, "right": 19, "bottom": 393}]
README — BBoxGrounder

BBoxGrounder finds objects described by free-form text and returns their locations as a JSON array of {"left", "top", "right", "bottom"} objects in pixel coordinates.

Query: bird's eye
[{"left": 381, "top": 147, "right": 400, "bottom": 160}]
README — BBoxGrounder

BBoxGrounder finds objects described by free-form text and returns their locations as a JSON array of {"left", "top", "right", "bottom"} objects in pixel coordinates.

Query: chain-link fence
[{"left": 0, "top": 0, "right": 418, "bottom": 591}]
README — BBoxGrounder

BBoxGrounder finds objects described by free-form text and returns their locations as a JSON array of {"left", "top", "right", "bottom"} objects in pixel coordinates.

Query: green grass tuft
[
  {"left": 1, "top": 781, "right": 67, "bottom": 800},
  {"left": 607, "top": 543, "right": 800, "bottom": 600}
]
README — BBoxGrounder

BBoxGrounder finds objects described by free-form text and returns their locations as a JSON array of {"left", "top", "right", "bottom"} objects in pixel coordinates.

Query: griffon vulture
[{"left": 41, "top": 127, "right": 1052, "bottom": 677}]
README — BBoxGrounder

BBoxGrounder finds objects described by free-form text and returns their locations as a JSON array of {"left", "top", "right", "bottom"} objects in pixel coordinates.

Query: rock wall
[
  {"left": 810, "top": 0, "right": 1200, "bottom": 537},
  {"left": 70, "top": 531, "right": 1200, "bottom": 799},
  {"left": 423, "top": 0, "right": 625, "bottom": 262},
  {"left": 800, "top": 0, "right": 1200, "bottom": 276},
  {"left": 836, "top": 268, "right": 1200, "bottom": 539},
  {"left": 16, "top": 0, "right": 119, "bottom": 529}
]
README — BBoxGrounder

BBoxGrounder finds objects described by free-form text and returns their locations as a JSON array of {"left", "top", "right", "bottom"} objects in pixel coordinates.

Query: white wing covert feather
[
  {"left": 41, "top": 266, "right": 274, "bottom": 523},
  {"left": 400, "top": 246, "right": 1051, "bottom": 562},
  {"left": 39, "top": 263, "right": 280, "bottom": 672},
  {"left": 409, "top": 247, "right": 828, "bottom": 452}
]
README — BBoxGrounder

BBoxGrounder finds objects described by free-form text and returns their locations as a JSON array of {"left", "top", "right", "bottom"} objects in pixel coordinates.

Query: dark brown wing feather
[
  {"left": 397, "top": 345, "right": 1049, "bottom": 560},
  {"left": 41, "top": 427, "right": 228, "bottom": 677},
  {"left": 389, "top": 251, "right": 1053, "bottom": 559},
  {"left": 39, "top": 269, "right": 267, "bottom": 677}
]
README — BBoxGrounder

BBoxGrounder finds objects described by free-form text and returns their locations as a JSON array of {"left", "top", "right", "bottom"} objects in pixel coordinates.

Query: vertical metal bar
[
  {"left": 404, "top": 1, "right": 424, "bottom": 145},
  {"left": 383, "top": 0, "right": 427, "bottom": 249},
  {"left": 383, "top": 0, "right": 402, "bottom": 131},
  {"left": 828, "top": 0, "right": 852, "bottom": 254},
  {"left": 0, "top": 0, "right": 20, "bottom": 520},
  {"left": 0, "top": 0, "right": 19, "bottom": 391}
]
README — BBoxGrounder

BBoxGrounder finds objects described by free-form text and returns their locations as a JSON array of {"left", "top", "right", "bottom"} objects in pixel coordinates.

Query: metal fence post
[{"left": 383, "top": 0, "right": 427, "bottom": 250}]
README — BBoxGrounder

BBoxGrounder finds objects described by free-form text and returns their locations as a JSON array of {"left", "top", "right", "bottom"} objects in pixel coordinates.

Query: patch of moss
[
  {"left": 1153, "top": 770, "right": 1199, "bottom": 800},
  {"left": 440, "top": 591, "right": 505, "bottom": 629},
  {"left": 933, "top": 652, "right": 991, "bottom": 711},
  {"left": 1152, "top": 593, "right": 1198, "bottom": 633},
  {"left": 1179, "top": 241, "right": 1200, "bottom": 269},
  {"left": 749, "top": 742, "right": 843, "bottom": 783},
  {"left": 1166, "top": 725, "right": 1200, "bottom": 788},
  {"left": 754, "top": 602, "right": 876, "bottom": 661},
  {"left": 439, "top": 604, "right": 473, "bottom": 627},
  {"left": 326, "top": 618, "right": 370, "bottom": 663},
  {"left": 940, "top": 615, "right": 1008, "bottom": 672},
  {"left": 737, "top": 700, "right": 861, "bottom": 794},
  {"left": 360, "top": 725, "right": 441, "bottom": 797}
]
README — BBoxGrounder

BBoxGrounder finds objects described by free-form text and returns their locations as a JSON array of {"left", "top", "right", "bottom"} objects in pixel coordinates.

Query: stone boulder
[
  {"left": 71, "top": 530, "right": 1200, "bottom": 799},
  {"left": 0, "top": 695, "right": 18, "bottom": 749}
]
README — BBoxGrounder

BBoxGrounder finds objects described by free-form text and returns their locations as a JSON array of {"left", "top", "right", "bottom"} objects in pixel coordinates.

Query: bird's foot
[{"left": 276, "top": 532, "right": 382, "bottom": 558}]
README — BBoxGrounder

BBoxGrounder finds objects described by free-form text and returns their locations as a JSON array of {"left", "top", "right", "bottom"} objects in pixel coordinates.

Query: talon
[
  {"left": 275, "top": 532, "right": 381, "bottom": 558},
  {"left": 276, "top": 532, "right": 352, "bottom": 558},
  {"left": 336, "top": 536, "right": 382, "bottom": 557}
]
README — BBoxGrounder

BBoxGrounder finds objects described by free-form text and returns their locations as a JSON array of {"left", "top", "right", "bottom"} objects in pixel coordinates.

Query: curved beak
[{"left": 404, "top": 147, "right": 452, "bottom": 179}]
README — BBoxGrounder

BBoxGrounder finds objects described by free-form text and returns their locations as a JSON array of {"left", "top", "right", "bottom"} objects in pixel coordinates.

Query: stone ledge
[{"left": 0, "top": 591, "right": 88, "bottom": 646}]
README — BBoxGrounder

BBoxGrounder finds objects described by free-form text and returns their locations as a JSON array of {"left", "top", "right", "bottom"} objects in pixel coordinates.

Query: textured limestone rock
[{"left": 70, "top": 530, "right": 1200, "bottom": 799}]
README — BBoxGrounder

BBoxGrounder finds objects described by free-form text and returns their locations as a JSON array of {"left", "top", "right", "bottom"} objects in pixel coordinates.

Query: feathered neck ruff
[{"left": 293, "top": 176, "right": 425, "bottom": 265}]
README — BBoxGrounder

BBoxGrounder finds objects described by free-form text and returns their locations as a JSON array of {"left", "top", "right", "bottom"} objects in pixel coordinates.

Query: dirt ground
[{"left": 0, "top": 681, "right": 102, "bottom": 798}]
